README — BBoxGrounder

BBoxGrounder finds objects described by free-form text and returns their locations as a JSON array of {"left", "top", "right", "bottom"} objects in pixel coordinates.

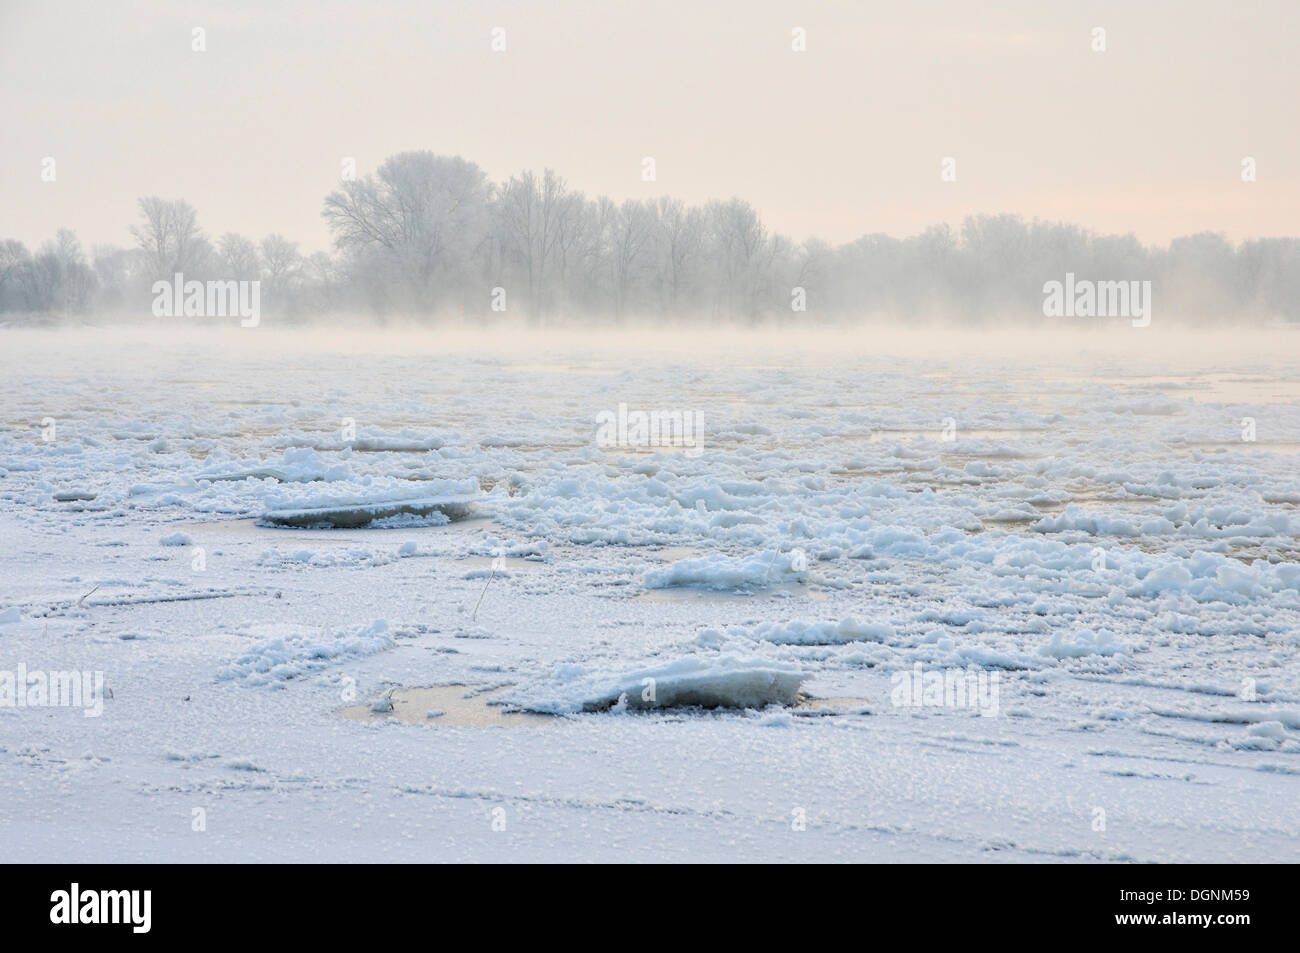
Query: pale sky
[{"left": 2, "top": 0, "right": 1297, "bottom": 255}]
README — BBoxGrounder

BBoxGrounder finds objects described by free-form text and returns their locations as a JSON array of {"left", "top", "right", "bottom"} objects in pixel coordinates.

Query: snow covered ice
[{"left": 2, "top": 325, "right": 1299, "bottom": 862}]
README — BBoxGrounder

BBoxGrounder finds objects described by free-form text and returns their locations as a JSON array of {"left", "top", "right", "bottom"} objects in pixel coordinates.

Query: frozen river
[{"left": 2, "top": 324, "right": 1299, "bottom": 862}]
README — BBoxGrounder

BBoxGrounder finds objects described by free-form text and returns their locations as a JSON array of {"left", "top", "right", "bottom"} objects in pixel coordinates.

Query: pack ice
[{"left": 2, "top": 327, "right": 1299, "bottom": 863}]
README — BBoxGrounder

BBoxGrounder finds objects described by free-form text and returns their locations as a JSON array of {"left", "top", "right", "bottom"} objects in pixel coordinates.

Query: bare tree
[
  {"left": 0, "top": 239, "right": 30, "bottom": 307},
  {"left": 649, "top": 197, "right": 704, "bottom": 312},
  {"left": 16, "top": 229, "right": 97, "bottom": 313},
  {"left": 259, "top": 234, "right": 302, "bottom": 295},
  {"left": 323, "top": 152, "right": 491, "bottom": 312},
  {"left": 610, "top": 200, "right": 655, "bottom": 317},
  {"left": 217, "top": 233, "right": 261, "bottom": 280},
  {"left": 707, "top": 198, "right": 767, "bottom": 318},
  {"left": 129, "top": 197, "right": 210, "bottom": 279},
  {"left": 497, "top": 168, "right": 580, "bottom": 320}
]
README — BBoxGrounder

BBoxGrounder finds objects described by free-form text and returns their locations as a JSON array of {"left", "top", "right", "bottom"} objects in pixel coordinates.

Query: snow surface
[{"left": 1, "top": 326, "right": 1299, "bottom": 862}]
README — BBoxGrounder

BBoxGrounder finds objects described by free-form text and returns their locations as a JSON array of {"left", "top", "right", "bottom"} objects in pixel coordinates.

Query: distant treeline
[{"left": 3, "top": 151, "right": 1299, "bottom": 323}]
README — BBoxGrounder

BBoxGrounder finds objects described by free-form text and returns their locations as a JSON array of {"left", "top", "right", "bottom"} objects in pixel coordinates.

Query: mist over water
[{"left": 4, "top": 321, "right": 1296, "bottom": 377}]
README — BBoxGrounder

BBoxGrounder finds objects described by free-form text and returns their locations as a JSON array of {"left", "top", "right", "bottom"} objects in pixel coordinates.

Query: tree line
[{"left": 3, "top": 150, "right": 1299, "bottom": 323}]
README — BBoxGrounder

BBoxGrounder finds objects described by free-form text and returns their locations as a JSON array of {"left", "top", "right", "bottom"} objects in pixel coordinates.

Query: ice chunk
[
  {"left": 643, "top": 550, "right": 808, "bottom": 590},
  {"left": 218, "top": 619, "right": 392, "bottom": 686},
  {"left": 259, "top": 496, "right": 475, "bottom": 529},
  {"left": 749, "top": 617, "right": 893, "bottom": 645},
  {"left": 510, "top": 655, "right": 808, "bottom": 713},
  {"left": 1039, "top": 629, "right": 1126, "bottom": 660}
]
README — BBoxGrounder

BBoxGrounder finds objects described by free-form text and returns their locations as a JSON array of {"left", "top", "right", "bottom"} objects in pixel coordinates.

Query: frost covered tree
[
  {"left": 322, "top": 151, "right": 491, "bottom": 313},
  {"left": 495, "top": 168, "right": 582, "bottom": 320},
  {"left": 129, "top": 197, "right": 211, "bottom": 280},
  {"left": 259, "top": 235, "right": 302, "bottom": 292},
  {"left": 0, "top": 239, "right": 30, "bottom": 310},
  {"left": 647, "top": 197, "right": 705, "bottom": 314},
  {"left": 609, "top": 200, "right": 655, "bottom": 318},
  {"left": 7, "top": 150, "right": 1300, "bottom": 324},
  {"left": 13, "top": 229, "right": 98, "bottom": 314},
  {"left": 706, "top": 198, "right": 768, "bottom": 319},
  {"left": 217, "top": 233, "right": 261, "bottom": 280}
]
